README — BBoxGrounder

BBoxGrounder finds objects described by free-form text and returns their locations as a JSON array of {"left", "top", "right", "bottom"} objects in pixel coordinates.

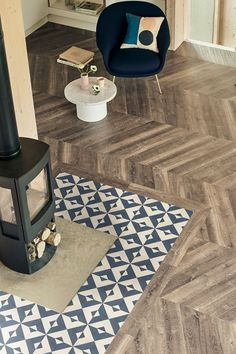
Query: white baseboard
[
  {"left": 48, "top": 14, "right": 96, "bottom": 32},
  {"left": 25, "top": 16, "right": 48, "bottom": 37},
  {"left": 187, "top": 39, "right": 235, "bottom": 53},
  {"left": 176, "top": 40, "right": 236, "bottom": 67}
]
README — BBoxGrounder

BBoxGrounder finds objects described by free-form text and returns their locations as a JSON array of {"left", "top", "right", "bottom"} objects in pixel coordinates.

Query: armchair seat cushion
[{"left": 109, "top": 48, "right": 161, "bottom": 77}]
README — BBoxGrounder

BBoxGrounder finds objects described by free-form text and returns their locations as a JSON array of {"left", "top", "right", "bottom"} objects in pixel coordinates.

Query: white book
[{"left": 75, "top": 1, "right": 103, "bottom": 15}]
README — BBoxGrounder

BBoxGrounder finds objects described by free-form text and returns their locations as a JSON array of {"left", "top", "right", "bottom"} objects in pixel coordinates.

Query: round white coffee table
[{"left": 64, "top": 77, "right": 117, "bottom": 122}]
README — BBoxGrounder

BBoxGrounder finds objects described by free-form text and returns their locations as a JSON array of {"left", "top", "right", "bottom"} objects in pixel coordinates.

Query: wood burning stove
[
  {"left": 0, "top": 24, "right": 59, "bottom": 274},
  {"left": 0, "top": 139, "right": 57, "bottom": 274}
]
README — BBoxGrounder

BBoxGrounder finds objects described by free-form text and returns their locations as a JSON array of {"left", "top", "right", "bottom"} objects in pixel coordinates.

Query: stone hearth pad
[{"left": 0, "top": 217, "right": 116, "bottom": 312}]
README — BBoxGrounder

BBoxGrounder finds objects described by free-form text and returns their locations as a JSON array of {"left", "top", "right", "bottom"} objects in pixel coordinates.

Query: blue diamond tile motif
[{"left": 0, "top": 173, "right": 193, "bottom": 353}]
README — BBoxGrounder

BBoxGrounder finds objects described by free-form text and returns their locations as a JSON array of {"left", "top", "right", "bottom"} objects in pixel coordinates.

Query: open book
[{"left": 58, "top": 46, "right": 94, "bottom": 67}]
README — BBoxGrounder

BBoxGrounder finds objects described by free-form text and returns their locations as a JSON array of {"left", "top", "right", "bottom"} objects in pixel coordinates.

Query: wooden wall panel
[
  {"left": 166, "top": 0, "right": 185, "bottom": 50},
  {"left": 0, "top": 0, "right": 38, "bottom": 139},
  {"left": 219, "top": 0, "right": 236, "bottom": 48}
]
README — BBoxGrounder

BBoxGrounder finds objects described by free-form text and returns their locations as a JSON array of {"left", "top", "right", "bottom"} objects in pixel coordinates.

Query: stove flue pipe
[{"left": 0, "top": 23, "right": 21, "bottom": 159}]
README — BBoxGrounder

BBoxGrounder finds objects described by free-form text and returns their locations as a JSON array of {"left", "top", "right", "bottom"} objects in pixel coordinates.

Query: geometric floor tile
[{"left": 0, "top": 173, "right": 193, "bottom": 353}]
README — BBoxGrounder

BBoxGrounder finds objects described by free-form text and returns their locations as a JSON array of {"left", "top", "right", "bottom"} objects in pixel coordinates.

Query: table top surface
[{"left": 64, "top": 77, "right": 117, "bottom": 105}]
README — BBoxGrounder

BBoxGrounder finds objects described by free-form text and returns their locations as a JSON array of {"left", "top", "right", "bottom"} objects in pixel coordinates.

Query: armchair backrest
[{"left": 96, "top": 1, "right": 170, "bottom": 64}]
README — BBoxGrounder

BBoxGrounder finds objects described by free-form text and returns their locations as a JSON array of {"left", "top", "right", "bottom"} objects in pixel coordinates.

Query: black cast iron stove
[{"left": 0, "top": 25, "right": 57, "bottom": 274}]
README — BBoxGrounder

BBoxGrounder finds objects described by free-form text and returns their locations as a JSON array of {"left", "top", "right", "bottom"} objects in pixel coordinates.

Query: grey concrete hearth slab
[{"left": 0, "top": 217, "right": 116, "bottom": 313}]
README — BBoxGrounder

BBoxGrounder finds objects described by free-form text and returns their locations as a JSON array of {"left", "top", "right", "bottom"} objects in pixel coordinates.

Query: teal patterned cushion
[
  {"left": 121, "top": 13, "right": 164, "bottom": 53},
  {"left": 121, "top": 13, "right": 141, "bottom": 49}
]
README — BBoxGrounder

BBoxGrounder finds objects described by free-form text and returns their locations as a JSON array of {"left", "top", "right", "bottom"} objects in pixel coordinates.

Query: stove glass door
[
  {"left": 26, "top": 167, "right": 50, "bottom": 222},
  {"left": 0, "top": 187, "right": 16, "bottom": 224}
]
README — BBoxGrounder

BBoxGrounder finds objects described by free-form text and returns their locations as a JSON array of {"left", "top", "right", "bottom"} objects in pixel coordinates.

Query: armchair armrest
[
  {"left": 96, "top": 8, "right": 127, "bottom": 66},
  {"left": 157, "top": 18, "right": 170, "bottom": 67}
]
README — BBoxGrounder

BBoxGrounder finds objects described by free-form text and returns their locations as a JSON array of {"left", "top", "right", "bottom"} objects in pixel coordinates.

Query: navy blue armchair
[{"left": 96, "top": 1, "right": 170, "bottom": 93}]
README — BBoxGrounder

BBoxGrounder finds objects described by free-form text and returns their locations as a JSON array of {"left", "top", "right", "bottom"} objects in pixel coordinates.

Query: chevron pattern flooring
[{"left": 27, "top": 23, "right": 236, "bottom": 353}]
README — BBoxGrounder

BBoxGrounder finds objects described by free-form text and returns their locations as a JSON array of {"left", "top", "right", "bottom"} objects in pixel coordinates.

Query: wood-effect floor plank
[{"left": 27, "top": 23, "right": 236, "bottom": 354}]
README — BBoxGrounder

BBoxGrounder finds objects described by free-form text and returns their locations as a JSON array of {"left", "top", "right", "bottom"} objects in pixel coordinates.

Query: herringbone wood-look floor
[{"left": 27, "top": 23, "right": 236, "bottom": 354}]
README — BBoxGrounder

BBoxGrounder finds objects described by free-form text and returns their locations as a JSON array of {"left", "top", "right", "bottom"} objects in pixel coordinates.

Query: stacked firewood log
[{"left": 27, "top": 221, "right": 61, "bottom": 262}]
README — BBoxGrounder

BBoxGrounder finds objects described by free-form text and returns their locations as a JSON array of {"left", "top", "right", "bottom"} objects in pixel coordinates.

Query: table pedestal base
[{"left": 76, "top": 102, "right": 107, "bottom": 122}]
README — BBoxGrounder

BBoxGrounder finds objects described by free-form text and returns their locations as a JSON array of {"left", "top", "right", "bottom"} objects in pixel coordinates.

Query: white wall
[
  {"left": 21, "top": 0, "right": 48, "bottom": 34},
  {"left": 190, "top": 0, "right": 215, "bottom": 43}
]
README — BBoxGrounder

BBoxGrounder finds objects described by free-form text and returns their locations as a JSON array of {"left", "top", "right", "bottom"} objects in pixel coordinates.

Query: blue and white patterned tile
[{"left": 0, "top": 173, "right": 193, "bottom": 353}]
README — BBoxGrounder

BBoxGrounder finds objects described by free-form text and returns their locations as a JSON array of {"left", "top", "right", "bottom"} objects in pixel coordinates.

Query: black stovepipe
[{"left": 0, "top": 23, "right": 21, "bottom": 159}]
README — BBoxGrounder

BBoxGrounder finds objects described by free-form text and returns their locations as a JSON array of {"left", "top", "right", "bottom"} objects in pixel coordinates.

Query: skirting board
[
  {"left": 48, "top": 14, "right": 97, "bottom": 32},
  {"left": 25, "top": 16, "right": 48, "bottom": 37},
  {"left": 176, "top": 40, "right": 236, "bottom": 68}
]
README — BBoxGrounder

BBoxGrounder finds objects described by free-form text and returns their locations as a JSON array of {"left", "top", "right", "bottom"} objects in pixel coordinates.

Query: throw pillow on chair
[{"left": 121, "top": 13, "right": 164, "bottom": 53}]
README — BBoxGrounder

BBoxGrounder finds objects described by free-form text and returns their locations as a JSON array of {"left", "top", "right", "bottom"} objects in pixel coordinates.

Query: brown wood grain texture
[{"left": 28, "top": 23, "right": 236, "bottom": 354}]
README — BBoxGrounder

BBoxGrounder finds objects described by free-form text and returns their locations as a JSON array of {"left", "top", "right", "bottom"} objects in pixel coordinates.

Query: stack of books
[
  {"left": 74, "top": 1, "right": 103, "bottom": 15},
  {"left": 57, "top": 46, "right": 94, "bottom": 69}
]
